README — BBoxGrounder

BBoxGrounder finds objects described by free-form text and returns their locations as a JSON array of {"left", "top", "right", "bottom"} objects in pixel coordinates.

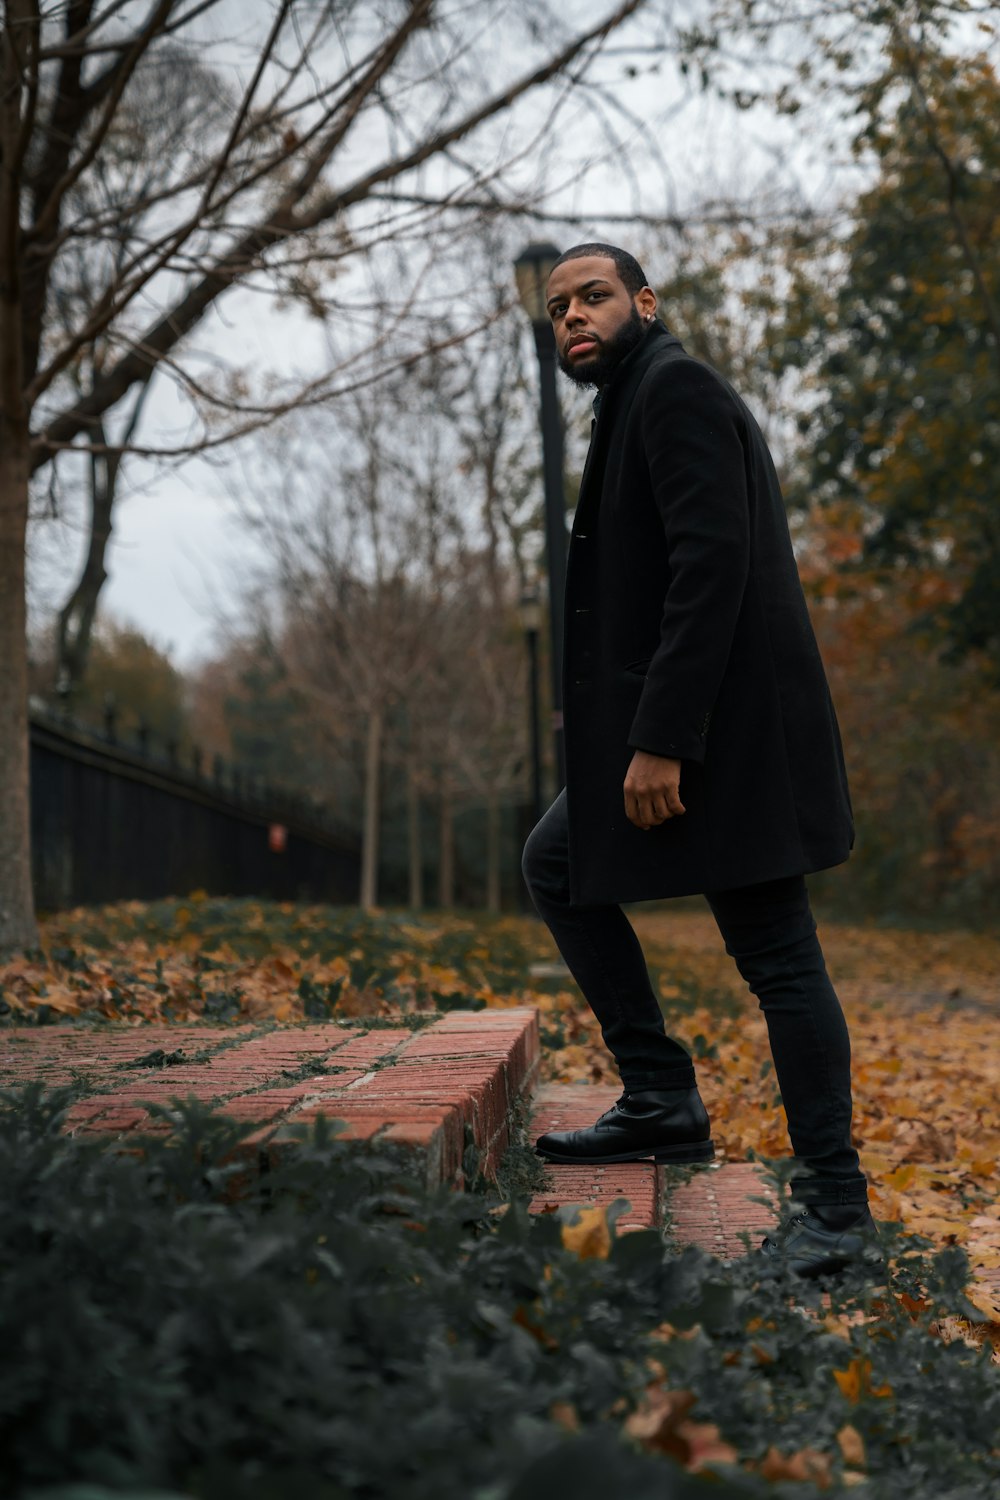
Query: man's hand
[{"left": 624, "top": 750, "right": 685, "bottom": 830}]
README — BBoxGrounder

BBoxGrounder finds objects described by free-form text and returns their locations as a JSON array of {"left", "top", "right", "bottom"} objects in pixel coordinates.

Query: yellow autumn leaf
[
  {"left": 966, "top": 1286, "right": 1000, "bottom": 1324},
  {"left": 560, "top": 1205, "right": 611, "bottom": 1260}
]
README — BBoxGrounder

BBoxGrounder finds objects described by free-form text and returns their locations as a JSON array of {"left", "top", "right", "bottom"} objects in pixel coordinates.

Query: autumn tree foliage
[
  {"left": 675, "top": 5, "right": 999, "bottom": 673},
  {"left": 657, "top": 9, "right": 1000, "bottom": 923},
  {"left": 782, "top": 41, "right": 1000, "bottom": 674}
]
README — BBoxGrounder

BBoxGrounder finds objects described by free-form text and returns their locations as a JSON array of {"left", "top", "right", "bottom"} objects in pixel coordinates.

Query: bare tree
[
  {"left": 242, "top": 378, "right": 455, "bottom": 910},
  {"left": 1, "top": 0, "right": 657, "bottom": 950},
  {"left": 430, "top": 557, "right": 526, "bottom": 912},
  {"left": 223, "top": 263, "right": 542, "bottom": 911}
]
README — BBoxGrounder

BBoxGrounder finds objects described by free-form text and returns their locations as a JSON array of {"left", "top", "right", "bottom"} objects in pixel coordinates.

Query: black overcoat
[{"left": 562, "top": 321, "right": 853, "bottom": 906}]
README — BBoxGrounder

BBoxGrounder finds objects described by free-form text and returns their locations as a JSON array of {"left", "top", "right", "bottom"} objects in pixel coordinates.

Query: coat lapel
[{"left": 571, "top": 323, "right": 681, "bottom": 534}]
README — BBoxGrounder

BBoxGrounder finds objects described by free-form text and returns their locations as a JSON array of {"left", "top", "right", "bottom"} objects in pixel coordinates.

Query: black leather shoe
[
  {"left": 535, "top": 1088, "right": 714, "bottom": 1165},
  {"left": 757, "top": 1204, "right": 883, "bottom": 1279}
]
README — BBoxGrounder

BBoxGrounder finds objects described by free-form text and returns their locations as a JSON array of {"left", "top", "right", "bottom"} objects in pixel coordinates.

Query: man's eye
[{"left": 587, "top": 292, "right": 605, "bottom": 302}]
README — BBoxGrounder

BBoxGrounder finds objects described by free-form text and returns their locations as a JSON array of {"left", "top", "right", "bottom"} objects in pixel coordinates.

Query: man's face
[{"left": 545, "top": 255, "right": 656, "bottom": 387}]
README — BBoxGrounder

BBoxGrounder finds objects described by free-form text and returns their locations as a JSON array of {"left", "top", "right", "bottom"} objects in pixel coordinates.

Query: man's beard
[{"left": 557, "top": 304, "right": 646, "bottom": 387}]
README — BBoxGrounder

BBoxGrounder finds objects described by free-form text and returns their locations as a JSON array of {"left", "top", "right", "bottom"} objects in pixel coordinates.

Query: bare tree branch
[
  {"left": 33, "top": 301, "right": 509, "bottom": 463},
  {"left": 30, "top": 0, "right": 644, "bottom": 464},
  {"left": 27, "top": 0, "right": 437, "bottom": 413},
  {"left": 28, "top": 0, "right": 178, "bottom": 250}
]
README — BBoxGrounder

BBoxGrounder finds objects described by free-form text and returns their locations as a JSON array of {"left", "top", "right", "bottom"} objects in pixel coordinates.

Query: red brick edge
[{"left": 1, "top": 1009, "right": 540, "bottom": 1191}]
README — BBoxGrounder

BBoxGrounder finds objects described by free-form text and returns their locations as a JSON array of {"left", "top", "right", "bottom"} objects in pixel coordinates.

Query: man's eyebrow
[{"left": 546, "top": 277, "right": 612, "bottom": 310}]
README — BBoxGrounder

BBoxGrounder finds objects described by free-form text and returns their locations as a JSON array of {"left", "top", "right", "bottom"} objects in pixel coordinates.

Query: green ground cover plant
[{"left": 2, "top": 1086, "right": 998, "bottom": 1500}]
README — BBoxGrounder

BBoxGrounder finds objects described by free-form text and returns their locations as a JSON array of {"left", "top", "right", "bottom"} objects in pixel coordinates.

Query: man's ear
[{"left": 636, "top": 286, "right": 657, "bottom": 321}]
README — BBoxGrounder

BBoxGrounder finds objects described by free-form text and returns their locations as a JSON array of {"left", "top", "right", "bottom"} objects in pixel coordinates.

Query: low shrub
[{"left": 1, "top": 1085, "right": 998, "bottom": 1500}]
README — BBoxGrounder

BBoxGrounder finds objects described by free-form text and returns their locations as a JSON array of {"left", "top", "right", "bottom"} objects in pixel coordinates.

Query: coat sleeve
[{"left": 626, "top": 357, "right": 751, "bottom": 763}]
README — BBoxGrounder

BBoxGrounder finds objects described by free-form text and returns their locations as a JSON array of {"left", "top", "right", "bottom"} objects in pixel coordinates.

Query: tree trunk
[
  {"left": 438, "top": 778, "right": 454, "bottom": 910},
  {"left": 407, "top": 756, "right": 423, "bottom": 910},
  {"left": 0, "top": 7, "right": 39, "bottom": 954},
  {"left": 55, "top": 382, "right": 150, "bottom": 699},
  {"left": 55, "top": 420, "right": 117, "bottom": 697},
  {"left": 0, "top": 433, "right": 38, "bottom": 955},
  {"left": 485, "top": 787, "right": 501, "bottom": 914},
  {"left": 360, "top": 705, "right": 382, "bottom": 910}
]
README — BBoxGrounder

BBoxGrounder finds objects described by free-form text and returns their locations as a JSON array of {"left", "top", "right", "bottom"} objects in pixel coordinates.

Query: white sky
[{"left": 25, "top": 0, "right": 869, "bottom": 668}]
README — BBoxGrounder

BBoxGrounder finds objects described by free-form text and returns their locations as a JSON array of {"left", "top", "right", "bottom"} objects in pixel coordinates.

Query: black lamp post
[
  {"left": 514, "top": 240, "right": 567, "bottom": 793},
  {"left": 518, "top": 581, "right": 544, "bottom": 826}
]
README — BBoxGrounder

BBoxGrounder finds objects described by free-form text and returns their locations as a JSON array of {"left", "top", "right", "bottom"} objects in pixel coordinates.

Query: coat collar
[
  {"left": 573, "top": 322, "right": 682, "bottom": 526},
  {"left": 597, "top": 319, "right": 682, "bottom": 418}
]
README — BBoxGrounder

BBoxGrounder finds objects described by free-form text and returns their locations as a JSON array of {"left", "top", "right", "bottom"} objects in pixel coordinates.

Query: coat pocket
[{"left": 623, "top": 658, "right": 652, "bottom": 678}]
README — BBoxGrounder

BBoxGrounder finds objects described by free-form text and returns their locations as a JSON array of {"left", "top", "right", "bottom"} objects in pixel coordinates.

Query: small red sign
[{"left": 268, "top": 823, "right": 287, "bottom": 853}]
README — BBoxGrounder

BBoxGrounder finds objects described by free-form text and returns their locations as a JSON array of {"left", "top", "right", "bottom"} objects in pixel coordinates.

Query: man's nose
[{"left": 565, "top": 300, "right": 587, "bottom": 326}]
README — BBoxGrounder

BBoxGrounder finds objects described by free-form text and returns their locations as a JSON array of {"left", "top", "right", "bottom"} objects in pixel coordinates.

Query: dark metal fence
[{"left": 30, "top": 708, "right": 360, "bottom": 913}]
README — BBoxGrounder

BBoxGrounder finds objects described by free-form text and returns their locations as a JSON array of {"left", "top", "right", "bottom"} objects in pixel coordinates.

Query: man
[{"left": 521, "top": 243, "right": 878, "bottom": 1277}]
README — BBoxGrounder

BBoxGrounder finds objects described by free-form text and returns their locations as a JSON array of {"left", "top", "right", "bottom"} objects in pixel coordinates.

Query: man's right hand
[{"left": 623, "top": 750, "right": 686, "bottom": 830}]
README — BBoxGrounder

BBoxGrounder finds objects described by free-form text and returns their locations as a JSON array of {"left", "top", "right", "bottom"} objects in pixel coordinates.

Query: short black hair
[{"left": 549, "top": 242, "right": 649, "bottom": 297}]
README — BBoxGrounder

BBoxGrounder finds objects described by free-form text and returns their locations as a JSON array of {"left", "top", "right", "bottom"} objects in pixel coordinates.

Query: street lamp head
[{"left": 514, "top": 241, "right": 562, "bottom": 324}]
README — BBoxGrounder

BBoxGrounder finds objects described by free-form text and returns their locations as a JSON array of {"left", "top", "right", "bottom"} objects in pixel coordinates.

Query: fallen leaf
[
  {"left": 758, "top": 1445, "right": 832, "bottom": 1487},
  {"left": 560, "top": 1205, "right": 611, "bottom": 1260},
  {"left": 833, "top": 1356, "right": 893, "bottom": 1404},
  {"left": 626, "top": 1387, "right": 738, "bottom": 1471},
  {"left": 837, "top": 1423, "right": 866, "bottom": 1470}
]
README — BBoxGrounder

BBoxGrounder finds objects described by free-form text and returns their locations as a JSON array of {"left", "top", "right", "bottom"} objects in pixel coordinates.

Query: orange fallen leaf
[
  {"left": 560, "top": 1205, "right": 611, "bottom": 1260},
  {"left": 758, "top": 1445, "right": 832, "bottom": 1487},
  {"left": 549, "top": 1400, "right": 579, "bottom": 1431},
  {"left": 626, "top": 1387, "right": 738, "bottom": 1472},
  {"left": 834, "top": 1356, "right": 893, "bottom": 1403},
  {"left": 837, "top": 1423, "right": 867, "bottom": 1470},
  {"left": 513, "top": 1303, "right": 557, "bottom": 1349}
]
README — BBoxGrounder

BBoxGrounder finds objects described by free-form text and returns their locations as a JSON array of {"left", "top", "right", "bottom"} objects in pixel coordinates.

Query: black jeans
[{"left": 521, "top": 789, "right": 867, "bottom": 1205}]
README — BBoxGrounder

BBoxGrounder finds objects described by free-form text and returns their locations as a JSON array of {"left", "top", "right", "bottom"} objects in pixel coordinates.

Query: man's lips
[{"left": 566, "top": 336, "right": 598, "bottom": 358}]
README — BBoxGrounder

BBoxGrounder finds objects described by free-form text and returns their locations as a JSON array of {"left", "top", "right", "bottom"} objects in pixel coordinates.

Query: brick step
[
  {"left": 0, "top": 1008, "right": 540, "bottom": 1189},
  {"left": 528, "top": 1084, "right": 663, "bottom": 1232},
  {"left": 669, "top": 1162, "right": 777, "bottom": 1258},
  {"left": 527, "top": 1083, "right": 777, "bottom": 1249}
]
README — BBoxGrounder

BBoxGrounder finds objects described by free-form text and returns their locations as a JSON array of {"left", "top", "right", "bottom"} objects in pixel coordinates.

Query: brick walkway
[{"left": 0, "top": 1008, "right": 539, "bottom": 1188}]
